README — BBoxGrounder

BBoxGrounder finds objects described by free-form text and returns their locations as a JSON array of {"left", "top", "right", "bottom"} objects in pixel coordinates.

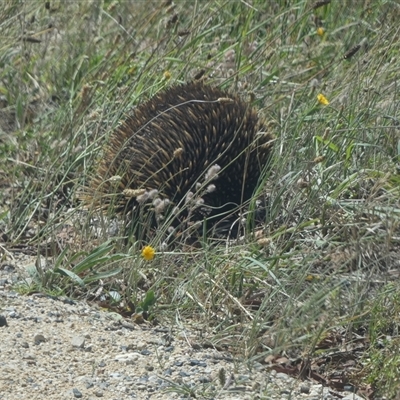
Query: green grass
[{"left": 1, "top": 0, "right": 400, "bottom": 398}]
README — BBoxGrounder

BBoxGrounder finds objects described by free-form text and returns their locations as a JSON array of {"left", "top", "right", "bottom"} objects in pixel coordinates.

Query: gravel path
[{"left": 0, "top": 263, "right": 360, "bottom": 400}]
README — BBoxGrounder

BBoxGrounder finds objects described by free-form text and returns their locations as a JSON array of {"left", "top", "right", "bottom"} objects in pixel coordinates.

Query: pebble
[
  {"left": 163, "top": 368, "right": 173, "bottom": 376},
  {"left": 85, "top": 380, "right": 94, "bottom": 389},
  {"left": 72, "top": 388, "right": 83, "bottom": 398},
  {"left": 300, "top": 383, "right": 310, "bottom": 394},
  {"left": 276, "top": 372, "right": 292, "bottom": 381},
  {"left": 71, "top": 335, "right": 85, "bottom": 348},
  {"left": 115, "top": 353, "right": 139, "bottom": 363},
  {"left": 33, "top": 333, "right": 46, "bottom": 344},
  {"left": 199, "top": 375, "right": 212, "bottom": 383},
  {"left": 189, "top": 359, "right": 207, "bottom": 367},
  {"left": 0, "top": 315, "right": 8, "bottom": 327}
]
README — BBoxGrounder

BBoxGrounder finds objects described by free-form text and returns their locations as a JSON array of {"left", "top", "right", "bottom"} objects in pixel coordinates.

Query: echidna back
[{"left": 89, "top": 81, "right": 273, "bottom": 225}]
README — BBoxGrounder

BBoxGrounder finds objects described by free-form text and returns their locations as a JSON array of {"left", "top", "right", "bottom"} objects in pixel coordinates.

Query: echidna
[{"left": 87, "top": 81, "right": 273, "bottom": 231}]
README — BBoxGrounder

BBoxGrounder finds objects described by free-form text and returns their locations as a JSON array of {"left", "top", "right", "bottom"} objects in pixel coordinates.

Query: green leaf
[
  {"left": 314, "top": 135, "right": 339, "bottom": 153},
  {"left": 54, "top": 267, "right": 85, "bottom": 286},
  {"left": 137, "top": 290, "right": 157, "bottom": 312},
  {"left": 71, "top": 240, "right": 126, "bottom": 275},
  {"left": 83, "top": 267, "right": 122, "bottom": 283}
]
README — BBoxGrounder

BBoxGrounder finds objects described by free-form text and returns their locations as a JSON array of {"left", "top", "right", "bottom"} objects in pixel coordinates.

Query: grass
[{"left": 1, "top": 0, "right": 400, "bottom": 398}]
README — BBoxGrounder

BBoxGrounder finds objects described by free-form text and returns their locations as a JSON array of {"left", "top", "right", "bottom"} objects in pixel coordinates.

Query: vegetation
[{"left": 1, "top": 0, "right": 400, "bottom": 398}]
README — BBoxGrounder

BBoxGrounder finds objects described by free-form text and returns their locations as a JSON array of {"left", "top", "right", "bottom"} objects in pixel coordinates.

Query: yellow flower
[
  {"left": 141, "top": 245, "right": 155, "bottom": 260},
  {"left": 163, "top": 71, "right": 171, "bottom": 80},
  {"left": 317, "top": 27, "right": 325, "bottom": 36},
  {"left": 317, "top": 93, "right": 329, "bottom": 105}
]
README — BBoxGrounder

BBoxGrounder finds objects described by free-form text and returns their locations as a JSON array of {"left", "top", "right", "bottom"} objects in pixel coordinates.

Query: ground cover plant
[{"left": 1, "top": 0, "right": 400, "bottom": 398}]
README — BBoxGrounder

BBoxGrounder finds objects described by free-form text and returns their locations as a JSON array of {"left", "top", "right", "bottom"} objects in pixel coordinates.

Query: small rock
[
  {"left": 148, "top": 375, "right": 160, "bottom": 383},
  {"left": 72, "top": 388, "right": 83, "bottom": 398},
  {"left": 276, "top": 372, "right": 291, "bottom": 381},
  {"left": 99, "top": 382, "right": 109, "bottom": 389},
  {"left": 138, "top": 375, "right": 149, "bottom": 383},
  {"left": 300, "top": 384, "right": 310, "bottom": 394},
  {"left": 85, "top": 380, "right": 94, "bottom": 389},
  {"left": 115, "top": 353, "right": 138, "bottom": 364},
  {"left": 34, "top": 334, "right": 46, "bottom": 345},
  {"left": 62, "top": 298, "right": 75, "bottom": 305},
  {"left": 135, "top": 341, "right": 147, "bottom": 350},
  {"left": 174, "top": 361, "right": 184, "bottom": 367},
  {"left": 0, "top": 315, "right": 8, "bottom": 327},
  {"left": 190, "top": 359, "right": 207, "bottom": 367},
  {"left": 71, "top": 335, "right": 85, "bottom": 348},
  {"left": 343, "top": 384, "right": 356, "bottom": 393},
  {"left": 163, "top": 368, "right": 173, "bottom": 376},
  {"left": 252, "top": 361, "right": 265, "bottom": 371},
  {"left": 238, "top": 375, "right": 250, "bottom": 380}
]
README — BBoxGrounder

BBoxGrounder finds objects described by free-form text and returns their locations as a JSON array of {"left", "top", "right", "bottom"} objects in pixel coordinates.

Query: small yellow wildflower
[
  {"left": 317, "top": 93, "right": 329, "bottom": 105},
  {"left": 163, "top": 71, "right": 171, "bottom": 80},
  {"left": 141, "top": 245, "right": 155, "bottom": 260},
  {"left": 317, "top": 27, "right": 325, "bottom": 36}
]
